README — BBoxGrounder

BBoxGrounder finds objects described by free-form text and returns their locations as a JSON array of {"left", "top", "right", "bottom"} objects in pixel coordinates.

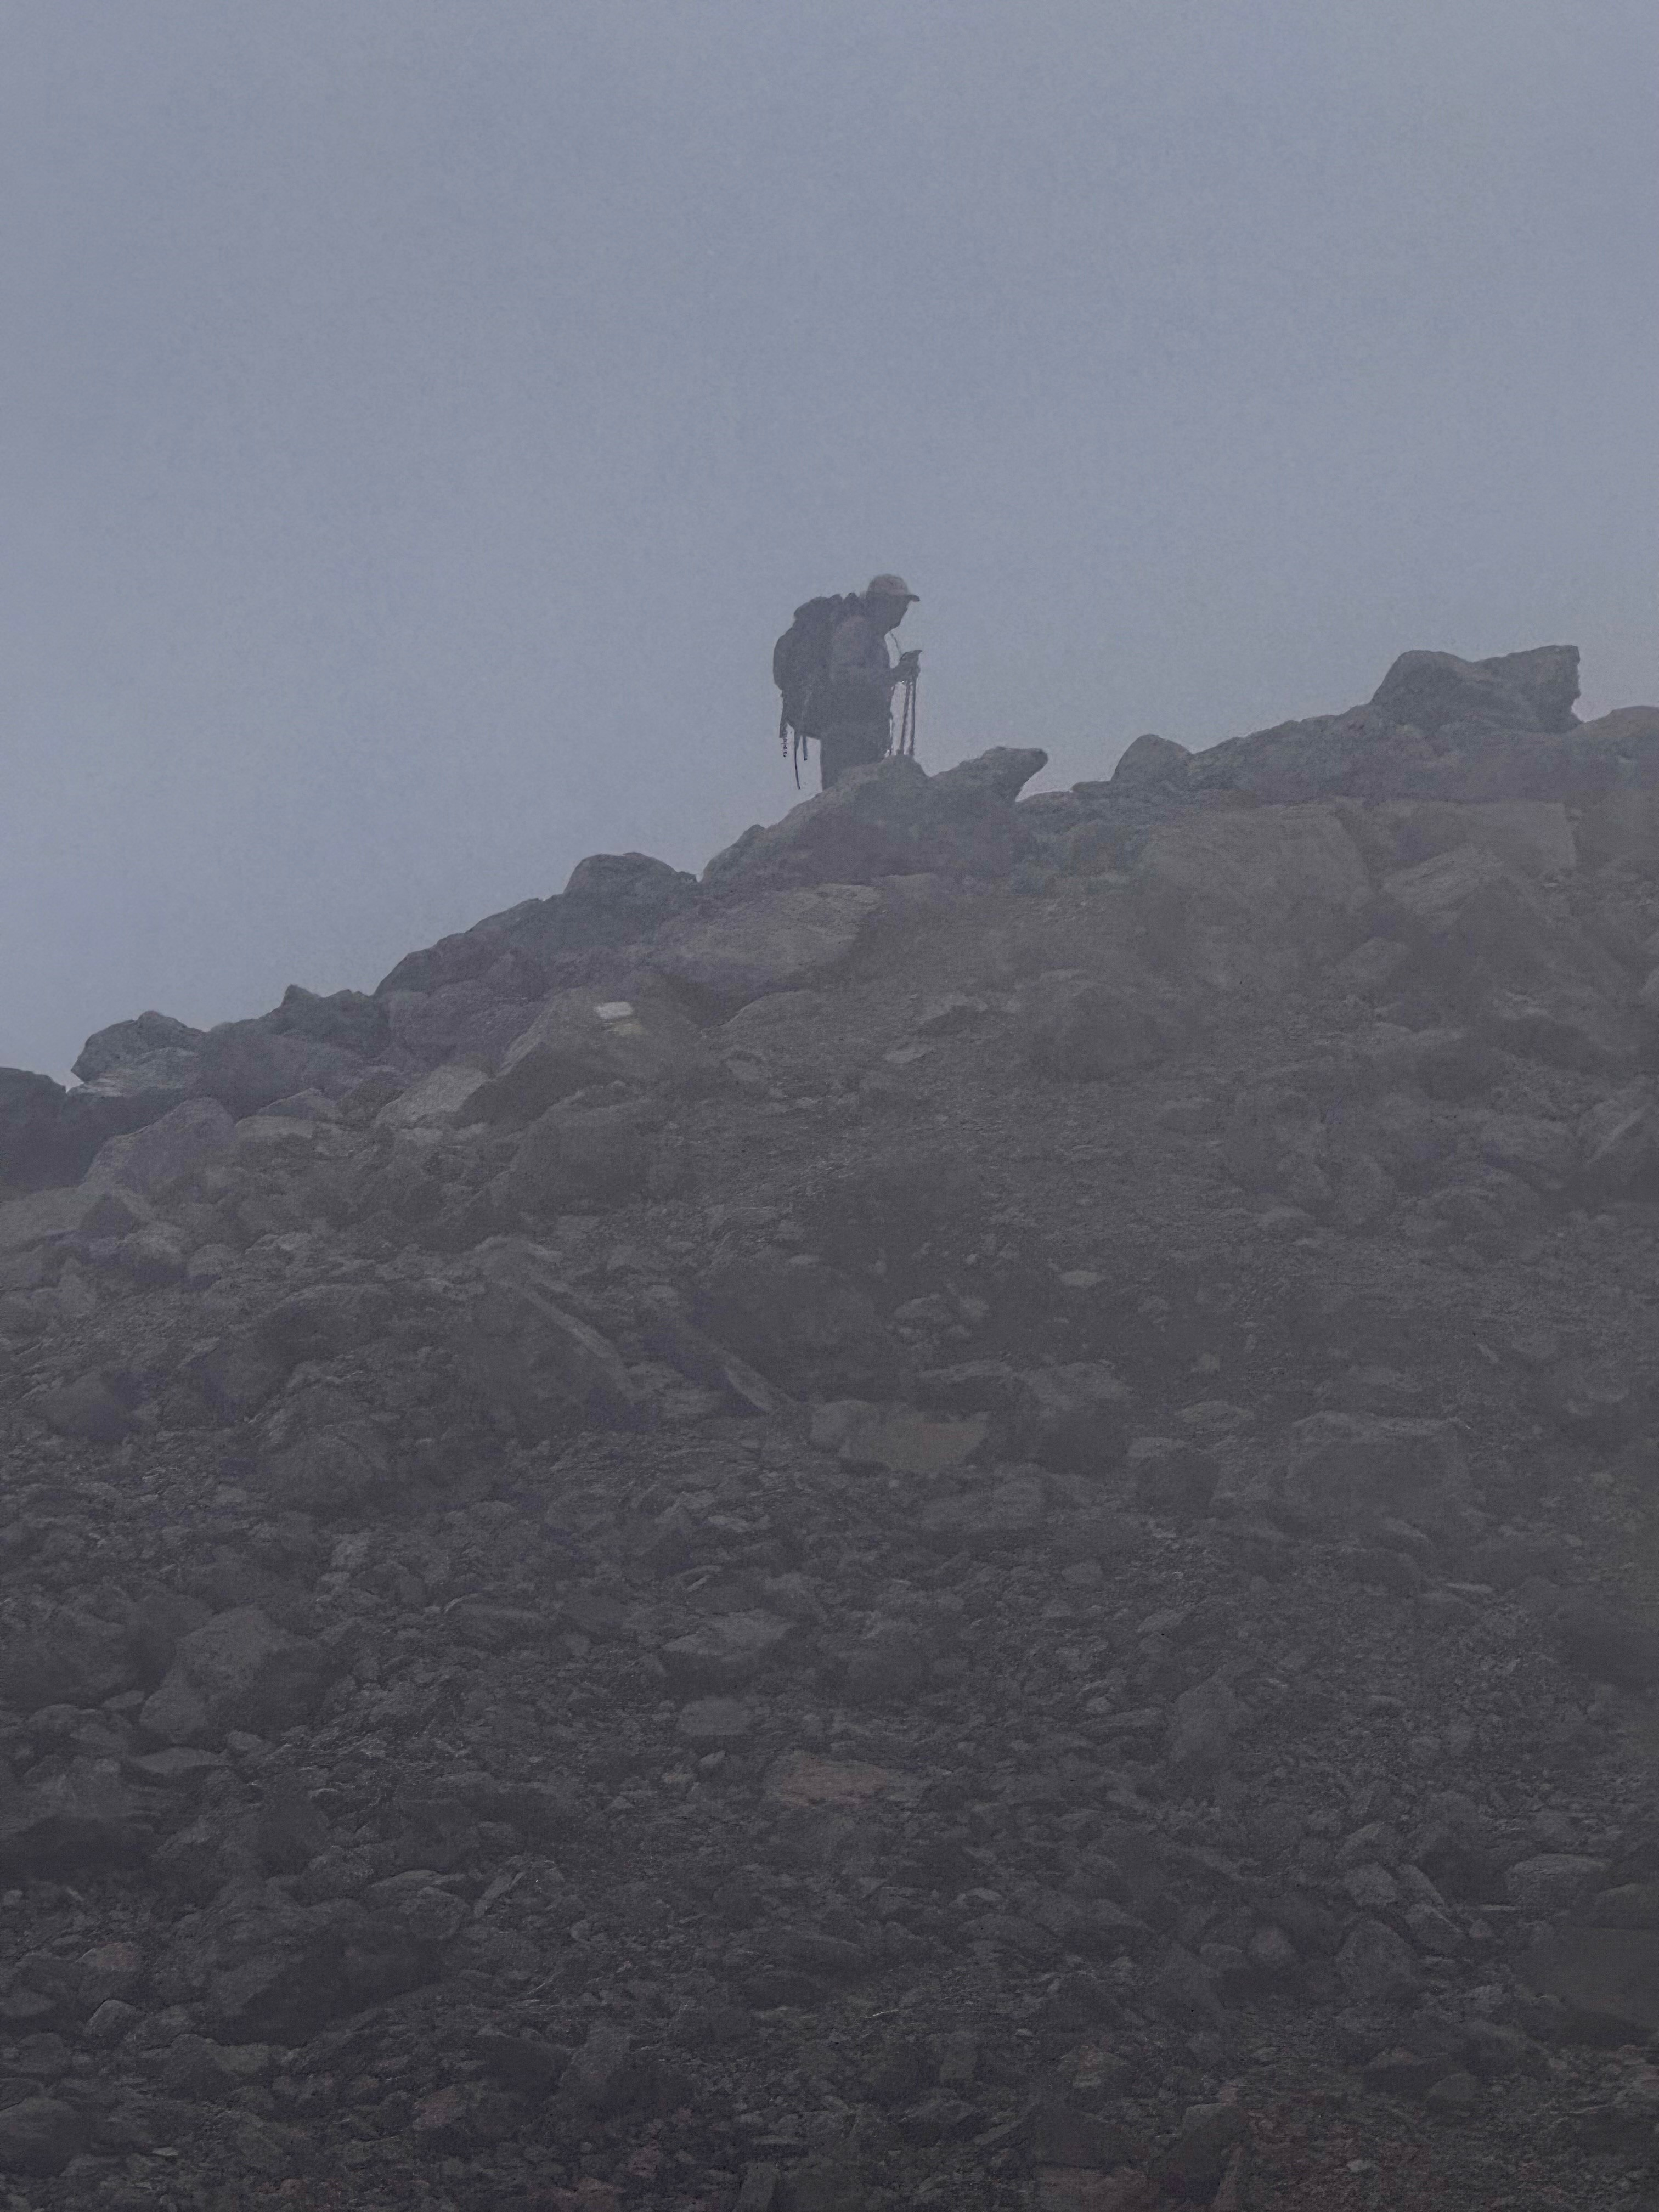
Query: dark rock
[
  {"left": 455, "top": 1236, "right": 644, "bottom": 1437},
  {"left": 501, "top": 1099, "right": 658, "bottom": 1214},
  {"left": 0, "top": 1608, "right": 139, "bottom": 1710},
  {"left": 0, "top": 1759, "right": 148, "bottom": 1876},
  {"left": 1112, "top": 731, "right": 1193, "bottom": 788},
  {"left": 73, "top": 1010, "right": 205, "bottom": 1085},
  {"left": 464, "top": 991, "right": 720, "bottom": 1126},
  {"left": 138, "top": 1606, "right": 337, "bottom": 1746},
  {"left": 0, "top": 1068, "right": 67, "bottom": 1192},
  {"left": 194, "top": 1023, "right": 365, "bottom": 1117},
  {"left": 1370, "top": 645, "right": 1579, "bottom": 738},
  {"left": 701, "top": 749, "right": 1042, "bottom": 894},
  {"left": 82, "top": 1097, "right": 236, "bottom": 1197},
  {"left": 262, "top": 984, "right": 390, "bottom": 1057}
]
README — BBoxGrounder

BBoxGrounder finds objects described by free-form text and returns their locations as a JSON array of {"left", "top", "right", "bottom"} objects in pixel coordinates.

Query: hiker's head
[{"left": 865, "top": 574, "right": 918, "bottom": 632}]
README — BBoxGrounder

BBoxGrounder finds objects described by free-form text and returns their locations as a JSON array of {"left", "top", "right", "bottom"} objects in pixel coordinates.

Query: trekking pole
[{"left": 898, "top": 673, "right": 918, "bottom": 758}]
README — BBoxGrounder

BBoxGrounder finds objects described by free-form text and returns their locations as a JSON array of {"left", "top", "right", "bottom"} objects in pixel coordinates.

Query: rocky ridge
[{"left": 3, "top": 642, "right": 1659, "bottom": 2207}]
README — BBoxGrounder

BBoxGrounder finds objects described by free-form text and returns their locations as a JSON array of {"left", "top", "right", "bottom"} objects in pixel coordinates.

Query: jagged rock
[
  {"left": 454, "top": 1237, "right": 643, "bottom": 1437},
  {"left": 659, "top": 1612, "right": 797, "bottom": 1695},
  {"left": 0, "top": 1760, "right": 148, "bottom": 1876},
  {"left": 372, "top": 1062, "right": 490, "bottom": 1131},
  {"left": 1112, "top": 732, "right": 1192, "bottom": 789},
  {"left": 261, "top": 984, "right": 390, "bottom": 1057},
  {"left": 1369, "top": 645, "right": 1579, "bottom": 738},
  {"left": 466, "top": 991, "right": 719, "bottom": 1125},
  {"left": 138, "top": 1607, "right": 337, "bottom": 1746},
  {"left": 0, "top": 1068, "right": 67, "bottom": 1192},
  {"left": 82, "top": 1096, "right": 236, "bottom": 1196},
  {"left": 0, "top": 1183, "right": 150, "bottom": 1255},
  {"left": 194, "top": 1023, "right": 366, "bottom": 1117},
  {"left": 651, "top": 883, "right": 882, "bottom": 1014},
  {"left": 72, "top": 1010, "right": 204, "bottom": 1085},
  {"left": 701, "top": 750, "right": 1043, "bottom": 894}
]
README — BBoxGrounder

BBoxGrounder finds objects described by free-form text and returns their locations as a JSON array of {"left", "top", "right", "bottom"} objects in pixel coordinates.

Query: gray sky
[{"left": 3, "top": 1, "right": 1655, "bottom": 1079}]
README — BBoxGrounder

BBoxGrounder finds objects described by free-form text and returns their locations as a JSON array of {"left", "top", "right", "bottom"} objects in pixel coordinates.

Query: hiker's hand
[{"left": 897, "top": 650, "right": 921, "bottom": 674}]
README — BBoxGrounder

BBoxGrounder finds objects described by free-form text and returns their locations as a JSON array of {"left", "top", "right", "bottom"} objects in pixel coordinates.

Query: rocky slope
[{"left": 3, "top": 642, "right": 1659, "bottom": 2209}]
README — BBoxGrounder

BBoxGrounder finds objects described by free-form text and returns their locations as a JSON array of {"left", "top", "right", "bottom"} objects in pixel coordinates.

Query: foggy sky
[{"left": 3, "top": 1, "right": 1655, "bottom": 1079}]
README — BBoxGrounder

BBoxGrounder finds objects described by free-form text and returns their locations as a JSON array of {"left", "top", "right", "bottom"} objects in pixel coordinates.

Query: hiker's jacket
[{"left": 823, "top": 608, "right": 898, "bottom": 727}]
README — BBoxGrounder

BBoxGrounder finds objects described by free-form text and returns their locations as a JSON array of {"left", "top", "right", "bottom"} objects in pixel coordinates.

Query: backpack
[{"left": 772, "top": 592, "right": 856, "bottom": 785}]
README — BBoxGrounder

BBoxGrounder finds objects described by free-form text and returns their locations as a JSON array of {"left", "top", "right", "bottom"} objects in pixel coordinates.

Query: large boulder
[
  {"left": 464, "top": 991, "right": 720, "bottom": 1126},
  {"left": 453, "top": 1238, "right": 644, "bottom": 1438},
  {"left": 261, "top": 984, "right": 390, "bottom": 1058},
  {"left": 650, "top": 884, "right": 882, "bottom": 1015},
  {"left": 1111, "top": 732, "right": 1192, "bottom": 790},
  {"left": 138, "top": 1607, "right": 338, "bottom": 1747},
  {"left": 554, "top": 851, "right": 699, "bottom": 946},
  {"left": 1370, "top": 645, "right": 1579, "bottom": 738},
  {"left": 701, "top": 749, "right": 1046, "bottom": 893},
  {"left": 0, "top": 1068, "right": 66, "bottom": 1192},
  {"left": 1134, "top": 804, "right": 1372, "bottom": 988},
  {"left": 72, "top": 1009, "right": 204, "bottom": 1084},
  {"left": 194, "top": 1023, "right": 366, "bottom": 1117},
  {"left": 375, "top": 854, "right": 696, "bottom": 998},
  {"left": 82, "top": 1097, "right": 236, "bottom": 1197}
]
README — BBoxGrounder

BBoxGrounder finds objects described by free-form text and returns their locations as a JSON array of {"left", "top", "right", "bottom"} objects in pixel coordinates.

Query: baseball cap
[{"left": 865, "top": 574, "right": 919, "bottom": 602}]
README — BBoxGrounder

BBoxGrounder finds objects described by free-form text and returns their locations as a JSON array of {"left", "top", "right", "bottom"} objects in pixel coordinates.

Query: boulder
[
  {"left": 1516, "top": 1926, "right": 1659, "bottom": 2040},
  {"left": 194, "top": 1023, "right": 366, "bottom": 1117},
  {"left": 0, "top": 1184, "right": 150, "bottom": 1255},
  {"left": 0, "top": 1068, "right": 67, "bottom": 1192},
  {"left": 1111, "top": 732, "right": 1192, "bottom": 789},
  {"left": 700, "top": 749, "right": 1045, "bottom": 893},
  {"left": 373, "top": 1062, "right": 490, "bottom": 1131},
  {"left": 0, "top": 1759, "right": 149, "bottom": 1876},
  {"left": 82, "top": 1097, "right": 236, "bottom": 1196},
  {"left": 1017, "top": 1363, "right": 1134, "bottom": 1475},
  {"left": 555, "top": 851, "right": 698, "bottom": 941},
  {"left": 650, "top": 884, "right": 882, "bottom": 1015},
  {"left": 261, "top": 985, "right": 390, "bottom": 1057},
  {"left": 1279, "top": 1413, "right": 1472, "bottom": 1537},
  {"left": 0, "top": 2096, "right": 82, "bottom": 2176},
  {"left": 72, "top": 1009, "right": 204, "bottom": 1084},
  {"left": 454, "top": 1237, "right": 643, "bottom": 1438},
  {"left": 465, "top": 991, "right": 720, "bottom": 1125},
  {"left": 1369, "top": 645, "right": 1579, "bottom": 738},
  {"left": 138, "top": 1607, "right": 337, "bottom": 1747},
  {"left": 1134, "top": 805, "right": 1372, "bottom": 988},
  {"left": 500, "top": 1100, "right": 659, "bottom": 1214}
]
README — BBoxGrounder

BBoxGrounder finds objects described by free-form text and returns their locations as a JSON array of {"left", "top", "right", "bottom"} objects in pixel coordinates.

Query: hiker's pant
[{"left": 818, "top": 721, "right": 888, "bottom": 792}]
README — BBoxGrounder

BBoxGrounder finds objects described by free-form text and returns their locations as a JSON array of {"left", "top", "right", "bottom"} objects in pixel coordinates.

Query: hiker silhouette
[{"left": 773, "top": 575, "right": 920, "bottom": 791}]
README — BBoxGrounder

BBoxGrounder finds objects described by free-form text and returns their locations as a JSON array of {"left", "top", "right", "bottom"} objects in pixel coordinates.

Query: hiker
[
  {"left": 819, "top": 575, "right": 921, "bottom": 790},
  {"left": 773, "top": 575, "right": 921, "bottom": 792}
]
